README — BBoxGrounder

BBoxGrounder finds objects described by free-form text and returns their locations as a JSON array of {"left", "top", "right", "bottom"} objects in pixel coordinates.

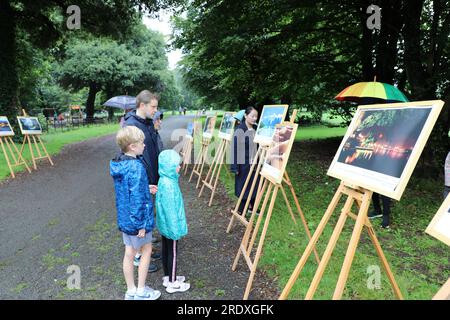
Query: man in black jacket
[{"left": 124, "top": 90, "right": 161, "bottom": 272}]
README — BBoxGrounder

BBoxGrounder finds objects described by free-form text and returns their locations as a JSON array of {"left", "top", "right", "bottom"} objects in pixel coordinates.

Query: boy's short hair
[
  {"left": 136, "top": 90, "right": 160, "bottom": 109},
  {"left": 116, "top": 126, "right": 145, "bottom": 153}
]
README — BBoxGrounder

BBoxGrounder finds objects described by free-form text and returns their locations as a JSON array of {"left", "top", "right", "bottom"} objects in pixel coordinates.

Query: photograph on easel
[
  {"left": 17, "top": 116, "right": 42, "bottom": 135},
  {"left": 328, "top": 100, "right": 444, "bottom": 200},
  {"left": 254, "top": 105, "right": 288, "bottom": 145},
  {"left": 260, "top": 123, "right": 298, "bottom": 185},
  {"left": 425, "top": 194, "right": 450, "bottom": 246},
  {"left": 218, "top": 112, "right": 236, "bottom": 140},
  {"left": 0, "top": 117, "right": 14, "bottom": 136},
  {"left": 203, "top": 116, "right": 216, "bottom": 139}
]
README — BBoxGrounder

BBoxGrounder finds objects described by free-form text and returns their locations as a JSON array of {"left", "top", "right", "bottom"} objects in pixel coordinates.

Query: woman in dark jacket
[{"left": 230, "top": 107, "right": 259, "bottom": 214}]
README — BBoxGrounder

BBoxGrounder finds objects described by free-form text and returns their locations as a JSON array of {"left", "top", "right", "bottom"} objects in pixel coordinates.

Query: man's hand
[
  {"left": 137, "top": 229, "right": 146, "bottom": 238},
  {"left": 149, "top": 185, "right": 158, "bottom": 194}
]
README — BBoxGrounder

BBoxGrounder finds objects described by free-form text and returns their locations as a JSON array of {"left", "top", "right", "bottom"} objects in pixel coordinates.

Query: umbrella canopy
[
  {"left": 335, "top": 80, "right": 409, "bottom": 104},
  {"left": 103, "top": 95, "right": 136, "bottom": 110}
]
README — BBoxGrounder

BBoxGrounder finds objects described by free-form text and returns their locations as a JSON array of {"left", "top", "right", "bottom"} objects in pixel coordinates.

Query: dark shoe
[
  {"left": 368, "top": 211, "right": 383, "bottom": 219},
  {"left": 381, "top": 215, "right": 390, "bottom": 229},
  {"left": 148, "top": 263, "right": 158, "bottom": 273},
  {"left": 151, "top": 252, "right": 161, "bottom": 260}
]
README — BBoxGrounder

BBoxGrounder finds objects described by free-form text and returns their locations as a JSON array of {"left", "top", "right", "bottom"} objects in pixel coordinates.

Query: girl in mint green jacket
[{"left": 156, "top": 150, "right": 190, "bottom": 293}]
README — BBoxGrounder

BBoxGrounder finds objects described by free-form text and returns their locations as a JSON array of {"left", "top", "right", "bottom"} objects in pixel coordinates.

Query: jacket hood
[
  {"left": 158, "top": 150, "right": 180, "bottom": 180},
  {"left": 124, "top": 110, "right": 153, "bottom": 125},
  {"left": 110, "top": 154, "right": 139, "bottom": 179}
]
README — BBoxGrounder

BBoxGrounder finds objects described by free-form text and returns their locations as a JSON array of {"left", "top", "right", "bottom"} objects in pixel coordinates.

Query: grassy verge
[
  {"left": 217, "top": 129, "right": 449, "bottom": 299},
  {"left": 0, "top": 123, "right": 120, "bottom": 181}
]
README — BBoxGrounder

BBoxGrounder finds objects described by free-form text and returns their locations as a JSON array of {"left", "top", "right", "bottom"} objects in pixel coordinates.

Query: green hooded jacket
[{"left": 156, "top": 150, "right": 188, "bottom": 240}]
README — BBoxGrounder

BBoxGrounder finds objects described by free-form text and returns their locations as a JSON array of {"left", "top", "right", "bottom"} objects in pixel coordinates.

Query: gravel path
[{"left": 0, "top": 115, "right": 278, "bottom": 300}]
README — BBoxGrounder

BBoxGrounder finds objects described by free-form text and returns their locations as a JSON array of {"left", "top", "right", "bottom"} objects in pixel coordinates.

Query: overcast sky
[{"left": 142, "top": 10, "right": 183, "bottom": 70}]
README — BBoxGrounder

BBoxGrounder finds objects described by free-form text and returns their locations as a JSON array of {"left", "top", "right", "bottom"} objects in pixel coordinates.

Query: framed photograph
[
  {"left": 203, "top": 116, "right": 216, "bottom": 139},
  {"left": 17, "top": 116, "right": 43, "bottom": 135},
  {"left": 327, "top": 100, "right": 444, "bottom": 200},
  {"left": 0, "top": 116, "right": 14, "bottom": 137},
  {"left": 426, "top": 194, "right": 450, "bottom": 246},
  {"left": 254, "top": 105, "right": 289, "bottom": 145},
  {"left": 218, "top": 112, "right": 236, "bottom": 141},
  {"left": 260, "top": 122, "right": 298, "bottom": 185}
]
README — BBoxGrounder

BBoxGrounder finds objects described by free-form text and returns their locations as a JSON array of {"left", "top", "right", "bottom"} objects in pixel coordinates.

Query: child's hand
[
  {"left": 137, "top": 229, "right": 146, "bottom": 238},
  {"left": 149, "top": 185, "right": 158, "bottom": 194}
]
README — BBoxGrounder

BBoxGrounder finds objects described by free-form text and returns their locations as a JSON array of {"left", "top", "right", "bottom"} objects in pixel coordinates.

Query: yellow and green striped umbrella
[{"left": 335, "top": 81, "right": 409, "bottom": 103}]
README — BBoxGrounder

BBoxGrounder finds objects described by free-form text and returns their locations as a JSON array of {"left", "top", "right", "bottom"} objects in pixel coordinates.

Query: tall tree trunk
[
  {"left": 0, "top": 0, "right": 19, "bottom": 123},
  {"left": 403, "top": 0, "right": 449, "bottom": 175},
  {"left": 360, "top": 0, "right": 374, "bottom": 81},
  {"left": 85, "top": 83, "right": 99, "bottom": 123},
  {"left": 375, "top": 0, "right": 403, "bottom": 84}
]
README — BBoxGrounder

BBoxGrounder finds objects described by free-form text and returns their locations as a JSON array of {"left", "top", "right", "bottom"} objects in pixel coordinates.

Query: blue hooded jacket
[
  {"left": 110, "top": 154, "right": 154, "bottom": 235},
  {"left": 156, "top": 150, "right": 188, "bottom": 240}
]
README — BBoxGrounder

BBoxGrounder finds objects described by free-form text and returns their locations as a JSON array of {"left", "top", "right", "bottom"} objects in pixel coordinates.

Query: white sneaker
[
  {"left": 166, "top": 280, "right": 190, "bottom": 293},
  {"left": 134, "top": 286, "right": 161, "bottom": 300},
  {"left": 124, "top": 288, "right": 136, "bottom": 300},
  {"left": 162, "top": 276, "right": 186, "bottom": 287}
]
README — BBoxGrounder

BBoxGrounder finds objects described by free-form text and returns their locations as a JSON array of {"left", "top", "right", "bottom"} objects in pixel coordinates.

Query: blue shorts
[{"left": 122, "top": 231, "right": 153, "bottom": 250}]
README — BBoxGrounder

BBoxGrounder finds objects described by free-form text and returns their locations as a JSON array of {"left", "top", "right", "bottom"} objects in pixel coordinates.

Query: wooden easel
[
  {"left": 180, "top": 135, "right": 193, "bottom": 174},
  {"left": 198, "top": 137, "right": 230, "bottom": 206},
  {"left": 232, "top": 170, "right": 320, "bottom": 300},
  {"left": 279, "top": 181, "right": 403, "bottom": 300},
  {"left": 226, "top": 145, "right": 268, "bottom": 233},
  {"left": 0, "top": 136, "right": 31, "bottom": 178},
  {"left": 189, "top": 137, "right": 212, "bottom": 188},
  {"left": 19, "top": 110, "right": 54, "bottom": 170},
  {"left": 227, "top": 109, "right": 298, "bottom": 233}
]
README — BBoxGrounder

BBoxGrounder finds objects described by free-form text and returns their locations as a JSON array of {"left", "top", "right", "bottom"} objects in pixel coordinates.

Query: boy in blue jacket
[
  {"left": 156, "top": 150, "right": 190, "bottom": 293},
  {"left": 110, "top": 126, "right": 161, "bottom": 300}
]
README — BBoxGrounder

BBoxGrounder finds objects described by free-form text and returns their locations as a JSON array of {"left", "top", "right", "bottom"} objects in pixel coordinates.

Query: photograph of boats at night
[{"left": 337, "top": 107, "right": 431, "bottom": 178}]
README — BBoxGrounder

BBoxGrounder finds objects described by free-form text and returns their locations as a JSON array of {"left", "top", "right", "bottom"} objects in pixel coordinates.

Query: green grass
[
  {"left": 218, "top": 136, "right": 449, "bottom": 300},
  {"left": 295, "top": 126, "right": 347, "bottom": 141},
  {"left": 0, "top": 123, "right": 119, "bottom": 181}
]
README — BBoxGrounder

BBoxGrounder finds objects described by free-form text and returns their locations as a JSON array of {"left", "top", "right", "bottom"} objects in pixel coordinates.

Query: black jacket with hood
[{"left": 124, "top": 111, "right": 160, "bottom": 185}]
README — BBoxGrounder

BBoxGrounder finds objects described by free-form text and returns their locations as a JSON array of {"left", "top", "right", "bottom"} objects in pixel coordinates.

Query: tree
[
  {"left": 0, "top": 0, "right": 181, "bottom": 121},
  {"left": 59, "top": 37, "right": 166, "bottom": 120}
]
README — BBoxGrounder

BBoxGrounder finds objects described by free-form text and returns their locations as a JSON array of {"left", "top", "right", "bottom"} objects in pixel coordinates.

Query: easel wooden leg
[
  {"left": 227, "top": 147, "right": 266, "bottom": 233},
  {"left": 9, "top": 137, "right": 31, "bottom": 173},
  {"left": 279, "top": 182, "right": 345, "bottom": 300},
  {"left": 195, "top": 145, "right": 209, "bottom": 189},
  {"left": 0, "top": 138, "right": 15, "bottom": 178},
  {"left": 305, "top": 194, "right": 354, "bottom": 299},
  {"left": 243, "top": 185, "right": 280, "bottom": 300},
  {"left": 331, "top": 190, "right": 371, "bottom": 299},
  {"left": 199, "top": 140, "right": 224, "bottom": 198},
  {"left": 37, "top": 136, "right": 53, "bottom": 165},
  {"left": 232, "top": 179, "right": 269, "bottom": 271},
  {"left": 366, "top": 224, "right": 404, "bottom": 299},
  {"left": 283, "top": 172, "right": 320, "bottom": 264},
  {"left": 27, "top": 136, "right": 37, "bottom": 170}
]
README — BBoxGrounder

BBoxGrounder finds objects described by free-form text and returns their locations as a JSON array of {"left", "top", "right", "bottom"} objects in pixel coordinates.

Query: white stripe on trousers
[{"left": 171, "top": 240, "right": 177, "bottom": 282}]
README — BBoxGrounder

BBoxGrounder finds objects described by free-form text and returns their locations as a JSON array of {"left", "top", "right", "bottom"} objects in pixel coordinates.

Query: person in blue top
[
  {"left": 110, "top": 126, "right": 161, "bottom": 300},
  {"left": 156, "top": 149, "right": 190, "bottom": 293}
]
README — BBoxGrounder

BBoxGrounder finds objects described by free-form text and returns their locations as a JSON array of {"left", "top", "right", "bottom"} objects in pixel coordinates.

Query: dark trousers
[
  {"left": 372, "top": 193, "right": 391, "bottom": 217},
  {"left": 161, "top": 235, "right": 178, "bottom": 282},
  {"left": 238, "top": 197, "right": 255, "bottom": 214}
]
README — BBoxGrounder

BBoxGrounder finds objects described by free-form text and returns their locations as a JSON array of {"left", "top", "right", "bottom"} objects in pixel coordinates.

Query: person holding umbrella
[{"left": 335, "top": 78, "right": 410, "bottom": 229}]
